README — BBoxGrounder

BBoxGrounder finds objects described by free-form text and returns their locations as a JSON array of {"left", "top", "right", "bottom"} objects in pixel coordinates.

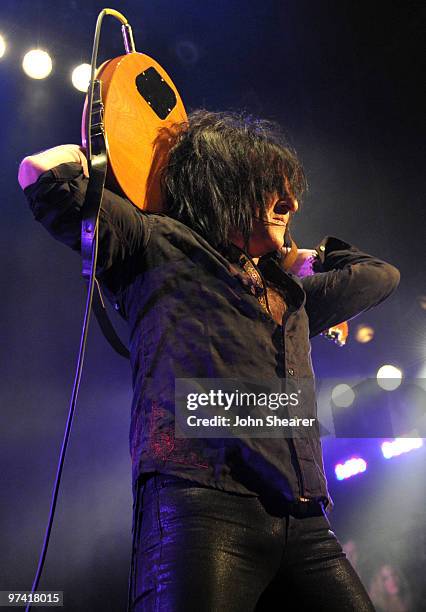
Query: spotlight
[
  {"left": 376, "top": 364, "right": 403, "bottom": 391},
  {"left": 355, "top": 324, "right": 374, "bottom": 343},
  {"left": 0, "top": 35, "right": 6, "bottom": 58},
  {"left": 331, "top": 384, "right": 355, "bottom": 408},
  {"left": 175, "top": 40, "right": 199, "bottom": 65},
  {"left": 335, "top": 457, "right": 367, "bottom": 480},
  {"left": 381, "top": 436, "right": 423, "bottom": 459},
  {"left": 71, "top": 63, "right": 91, "bottom": 92},
  {"left": 22, "top": 49, "right": 52, "bottom": 79},
  {"left": 417, "top": 295, "right": 426, "bottom": 311}
]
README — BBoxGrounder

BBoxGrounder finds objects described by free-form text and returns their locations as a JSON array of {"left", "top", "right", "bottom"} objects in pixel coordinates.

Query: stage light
[
  {"left": 175, "top": 40, "right": 200, "bottom": 65},
  {"left": 0, "top": 35, "right": 6, "bottom": 58},
  {"left": 22, "top": 49, "right": 52, "bottom": 79},
  {"left": 418, "top": 362, "right": 426, "bottom": 379},
  {"left": 355, "top": 324, "right": 374, "bottom": 343},
  {"left": 331, "top": 383, "right": 355, "bottom": 408},
  {"left": 71, "top": 63, "right": 91, "bottom": 92},
  {"left": 335, "top": 457, "right": 367, "bottom": 480},
  {"left": 417, "top": 295, "right": 426, "bottom": 311},
  {"left": 381, "top": 436, "right": 423, "bottom": 459},
  {"left": 376, "top": 364, "right": 403, "bottom": 391}
]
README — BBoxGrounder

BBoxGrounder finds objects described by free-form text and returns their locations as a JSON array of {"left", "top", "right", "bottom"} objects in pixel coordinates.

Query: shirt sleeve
[
  {"left": 301, "top": 236, "right": 400, "bottom": 338},
  {"left": 24, "top": 162, "right": 151, "bottom": 294}
]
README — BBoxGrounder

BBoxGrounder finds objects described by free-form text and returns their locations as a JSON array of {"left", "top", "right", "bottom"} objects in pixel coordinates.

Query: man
[{"left": 19, "top": 110, "right": 399, "bottom": 610}]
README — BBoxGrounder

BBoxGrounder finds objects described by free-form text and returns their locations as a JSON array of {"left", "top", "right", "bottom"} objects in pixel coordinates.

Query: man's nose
[
  {"left": 274, "top": 197, "right": 298, "bottom": 215},
  {"left": 290, "top": 197, "right": 299, "bottom": 213}
]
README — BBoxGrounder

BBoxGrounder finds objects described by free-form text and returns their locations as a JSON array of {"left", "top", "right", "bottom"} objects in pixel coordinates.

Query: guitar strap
[
  {"left": 81, "top": 79, "right": 130, "bottom": 359},
  {"left": 91, "top": 280, "right": 130, "bottom": 359}
]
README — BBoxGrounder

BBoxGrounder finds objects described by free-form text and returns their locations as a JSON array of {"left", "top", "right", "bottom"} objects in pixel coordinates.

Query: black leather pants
[{"left": 128, "top": 474, "right": 374, "bottom": 611}]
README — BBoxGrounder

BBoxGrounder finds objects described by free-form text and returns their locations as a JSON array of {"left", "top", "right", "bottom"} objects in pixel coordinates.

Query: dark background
[{"left": 1, "top": 1, "right": 425, "bottom": 610}]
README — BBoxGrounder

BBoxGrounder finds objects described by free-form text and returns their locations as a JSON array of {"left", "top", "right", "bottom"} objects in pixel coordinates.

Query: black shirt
[{"left": 24, "top": 162, "right": 400, "bottom": 510}]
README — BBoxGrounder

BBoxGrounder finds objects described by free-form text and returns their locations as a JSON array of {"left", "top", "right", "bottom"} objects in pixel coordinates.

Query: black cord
[
  {"left": 24, "top": 8, "right": 129, "bottom": 610},
  {"left": 25, "top": 228, "right": 99, "bottom": 612}
]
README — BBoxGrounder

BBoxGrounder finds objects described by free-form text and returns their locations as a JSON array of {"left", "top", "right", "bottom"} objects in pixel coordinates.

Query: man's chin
[{"left": 247, "top": 232, "right": 286, "bottom": 258}]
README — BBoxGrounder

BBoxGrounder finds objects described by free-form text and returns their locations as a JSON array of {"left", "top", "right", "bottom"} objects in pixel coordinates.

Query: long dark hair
[{"left": 162, "top": 109, "right": 306, "bottom": 250}]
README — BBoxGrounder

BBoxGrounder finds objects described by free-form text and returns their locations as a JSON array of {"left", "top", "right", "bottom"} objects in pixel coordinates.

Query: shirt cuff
[{"left": 313, "top": 236, "right": 355, "bottom": 271}]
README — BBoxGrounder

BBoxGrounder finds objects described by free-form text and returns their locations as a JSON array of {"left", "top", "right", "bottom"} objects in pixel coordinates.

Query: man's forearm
[
  {"left": 301, "top": 237, "right": 400, "bottom": 337},
  {"left": 18, "top": 144, "right": 88, "bottom": 190}
]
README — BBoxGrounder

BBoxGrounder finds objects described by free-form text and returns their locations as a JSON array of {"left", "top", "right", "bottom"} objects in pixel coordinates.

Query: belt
[{"left": 282, "top": 497, "right": 325, "bottom": 518}]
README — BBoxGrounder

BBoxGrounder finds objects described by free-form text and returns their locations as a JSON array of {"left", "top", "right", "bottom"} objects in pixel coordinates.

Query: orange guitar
[
  {"left": 82, "top": 51, "right": 187, "bottom": 211},
  {"left": 322, "top": 322, "right": 349, "bottom": 347}
]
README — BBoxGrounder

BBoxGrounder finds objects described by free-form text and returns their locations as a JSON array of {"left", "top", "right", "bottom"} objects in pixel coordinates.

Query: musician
[{"left": 19, "top": 110, "right": 399, "bottom": 610}]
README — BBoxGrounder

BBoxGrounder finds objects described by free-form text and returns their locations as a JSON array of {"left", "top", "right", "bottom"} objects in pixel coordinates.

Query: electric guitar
[{"left": 81, "top": 52, "right": 187, "bottom": 211}]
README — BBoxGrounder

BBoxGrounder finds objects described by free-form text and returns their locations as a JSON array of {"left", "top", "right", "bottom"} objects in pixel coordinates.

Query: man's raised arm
[
  {"left": 18, "top": 145, "right": 149, "bottom": 295},
  {"left": 18, "top": 144, "right": 89, "bottom": 190},
  {"left": 301, "top": 236, "right": 400, "bottom": 338}
]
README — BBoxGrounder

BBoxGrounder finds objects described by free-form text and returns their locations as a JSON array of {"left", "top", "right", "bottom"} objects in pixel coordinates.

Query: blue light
[{"left": 335, "top": 457, "right": 367, "bottom": 480}]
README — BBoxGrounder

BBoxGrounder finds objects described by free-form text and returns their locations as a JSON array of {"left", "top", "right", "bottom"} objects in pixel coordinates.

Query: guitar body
[
  {"left": 82, "top": 52, "right": 187, "bottom": 211},
  {"left": 322, "top": 321, "right": 349, "bottom": 347}
]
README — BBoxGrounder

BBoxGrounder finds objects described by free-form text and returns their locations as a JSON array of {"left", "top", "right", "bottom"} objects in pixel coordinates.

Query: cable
[
  {"left": 25, "top": 8, "right": 131, "bottom": 610},
  {"left": 25, "top": 228, "right": 99, "bottom": 612}
]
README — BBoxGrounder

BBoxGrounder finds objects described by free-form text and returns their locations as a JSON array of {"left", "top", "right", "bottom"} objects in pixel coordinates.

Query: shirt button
[
  {"left": 287, "top": 367, "right": 294, "bottom": 376},
  {"left": 319, "top": 245, "right": 326, "bottom": 252}
]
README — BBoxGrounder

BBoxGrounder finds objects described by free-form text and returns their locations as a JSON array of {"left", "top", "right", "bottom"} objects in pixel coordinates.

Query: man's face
[
  {"left": 245, "top": 183, "right": 299, "bottom": 258},
  {"left": 381, "top": 566, "right": 400, "bottom": 596},
  {"left": 230, "top": 178, "right": 299, "bottom": 258},
  {"left": 342, "top": 540, "right": 359, "bottom": 569},
  {"left": 251, "top": 192, "right": 298, "bottom": 256}
]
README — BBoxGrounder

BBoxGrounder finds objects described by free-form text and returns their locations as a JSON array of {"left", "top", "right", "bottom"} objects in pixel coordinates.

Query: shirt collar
[{"left": 224, "top": 244, "right": 306, "bottom": 313}]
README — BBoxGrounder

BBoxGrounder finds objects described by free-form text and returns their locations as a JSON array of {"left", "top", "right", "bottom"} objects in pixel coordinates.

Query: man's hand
[
  {"left": 18, "top": 144, "right": 88, "bottom": 190},
  {"left": 285, "top": 248, "right": 318, "bottom": 277}
]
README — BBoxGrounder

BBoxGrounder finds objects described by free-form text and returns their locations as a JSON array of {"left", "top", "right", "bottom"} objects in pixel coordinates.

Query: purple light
[
  {"left": 381, "top": 437, "right": 423, "bottom": 459},
  {"left": 335, "top": 457, "right": 367, "bottom": 480}
]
